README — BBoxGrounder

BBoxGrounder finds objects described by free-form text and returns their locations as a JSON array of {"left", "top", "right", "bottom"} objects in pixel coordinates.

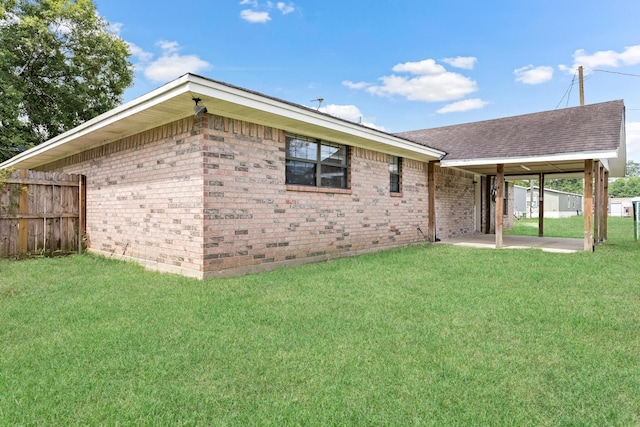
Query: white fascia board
[
  {"left": 1, "top": 76, "right": 192, "bottom": 169},
  {"left": 441, "top": 150, "right": 620, "bottom": 169},
  {"left": 186, "top": 76, "right": 445, "bottom": 160}
]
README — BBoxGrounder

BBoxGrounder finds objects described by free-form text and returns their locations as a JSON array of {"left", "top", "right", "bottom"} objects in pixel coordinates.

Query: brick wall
[
  {"left": 39, "top": 112, "right": 479, "bottom": 278},
  {"left": 199, "top": 115, "right": 431, "bottom": 277},
  {"left": 40, "top": 118, "right": 206, "bottom": 277},
  {"left": 434, "top": 165, "right": 476, "bottom": 239}
]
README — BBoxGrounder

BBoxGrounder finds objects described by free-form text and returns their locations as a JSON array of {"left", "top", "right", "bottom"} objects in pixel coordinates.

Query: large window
[
  {"left": 389, "top": 156, "right": 402, "bottom": 193},
  {"left": 285, "top": 134, "right": 349, "bottom": 189}
]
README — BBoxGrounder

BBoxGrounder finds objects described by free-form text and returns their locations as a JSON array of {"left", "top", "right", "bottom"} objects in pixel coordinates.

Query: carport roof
[{"left": 397, "top": 100, "right": 627, "bottom": 178}]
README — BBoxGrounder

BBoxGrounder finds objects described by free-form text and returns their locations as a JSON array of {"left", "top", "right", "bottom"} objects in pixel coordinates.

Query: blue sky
[{"left": 97, "top": 0, "right": 640, "bottom": 163}]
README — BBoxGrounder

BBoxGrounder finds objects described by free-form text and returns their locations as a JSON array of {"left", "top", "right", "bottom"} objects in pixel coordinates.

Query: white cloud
[
  {"left": 277, "top": 2, "right": 295, "bottom": 14},
  {"left": 392, "top": 59, "right": 447, "bottom": 75},
  {"left": 240, "top": 9, "right": 271, "bottom": 23},
  {"left": 156, "top": 40, "right": 180, "bottom": 54},
  {"left": 441, "top": 56, "right": 477, "bottom": 70},
  {"left": 132, "top": 41, "right": 212, "bottom": 83},
  {"left": 317, "top": 104, "right": 386, "bottom": 131},
  {"left": 144, "top": 54, "right": 212, "bottom": 83},
  {"left": 319, "top": 104, "right": 361, "bottom": 121},
  {"left": 108, "top": 22, "right": 124, "bottom": 36},
  {"left": 560, "top": 45, "right": 640, "bottom": 73},
  {"left": 239, "top": 1, "right": 295, "bottom": 22},
  {"left": 362, "top": 59, "right": 478, "bottom": 102},
  {"left": 436, "top": 98, "right": 489, "bottom": 114},
  {"left": 514, "top": 65, "right": 554, "bottom": 84},
  {"left": 127, "top": 42, "right": 153, "bottom": 64},
  {"left": 626, "top": 121, "right": 640, "bottom": 163},
  {"left": 342, "top": 80, "right": 370, "bottom": 90}
]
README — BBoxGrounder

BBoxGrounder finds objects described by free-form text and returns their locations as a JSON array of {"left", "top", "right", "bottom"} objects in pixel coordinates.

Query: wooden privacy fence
[{"left": 0, "top": 169, "right": 86, "bottom": 258}]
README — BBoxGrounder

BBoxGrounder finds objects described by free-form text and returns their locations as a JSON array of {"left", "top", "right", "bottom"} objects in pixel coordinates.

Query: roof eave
[
  {"left": 1, "top": 74, "right": 444, "bottom": 170},
  {"left": 0, "top": 75, "right": 194, "bottom": 170}
]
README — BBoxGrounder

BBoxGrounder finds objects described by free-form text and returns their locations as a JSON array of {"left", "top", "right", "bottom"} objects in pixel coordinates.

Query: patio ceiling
[{"left": 441, "top": 156, "right": 615, "bottom": 178}]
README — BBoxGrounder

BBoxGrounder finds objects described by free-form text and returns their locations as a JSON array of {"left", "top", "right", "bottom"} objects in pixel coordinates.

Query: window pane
[
  {"left": 390, "top": 175, "right": 400, "bottom": 193},
  {"left": 389, "top": 156, "right": 401, "bottom": 193},
  {"left": 320, "top": 143, "right": 347, "bottom": 166},
  {"left": 320, "top": 165, "right": 348, "bottom": 188},
  {"left": 389, "top": 156, "right": 400, "bottom": 174},
  {"left": 286, "top": 160, "right": 316, "bottom": 186},
  {"left": 286, "top": 137, "right": 318, "bottom": 161}
]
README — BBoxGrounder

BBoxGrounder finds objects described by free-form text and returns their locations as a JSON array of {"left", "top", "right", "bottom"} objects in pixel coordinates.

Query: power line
[
  {"left": 555, "top": 72, "right": 576, "bottom": 109},
  {"left": 592, "top": 69, "right": 640, "bottom": 78},
  {"left": 555, "top": 68, "right": 639, "bottom": 109}
]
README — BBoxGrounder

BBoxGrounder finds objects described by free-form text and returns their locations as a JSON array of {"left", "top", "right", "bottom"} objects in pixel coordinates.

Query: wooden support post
[
  {"left": 427, "top": 162, "right": 436, "bottom": 242},
  {"left": 584, "top": 159, "right": 594, "bottom": 251},
  {"left": 538, "top": 173, "right": 545, "bottom": 237},
  {"left": 603, "top": 170, "right": 609, "bottom": 241},
  {"left": 496, "top": 164, "right": 504, "bottom": 248},
  {"left": 597, "top": 164, "right": 606, "bottom": 243},
  {"left": 593, "top": 161, "right": 601, "bottom": 243}
]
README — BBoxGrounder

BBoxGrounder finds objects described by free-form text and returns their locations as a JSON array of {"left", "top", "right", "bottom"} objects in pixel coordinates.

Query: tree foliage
[
  {"left": 0, "top": 0, "right": 133, "bottom": 162},
  {"left": 609, "top": 177, "right": 640, "bottom": 198},
  {"left": 516, "top": 162, "right": 640, "bottom": 197},
  {"left": 625, "top": 160, "right": 640, "bottom": 177},
  {"left": 608, "top": 162, "right": 640, "bottom": 198},
  {"left": 544, "top": 178, "right": 583, "bottom": 195}
]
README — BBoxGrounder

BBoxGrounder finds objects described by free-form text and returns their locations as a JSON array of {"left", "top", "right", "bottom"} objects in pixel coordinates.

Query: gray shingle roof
[{"left": 396, "top": 100, "right": 625, "bottom": 162}]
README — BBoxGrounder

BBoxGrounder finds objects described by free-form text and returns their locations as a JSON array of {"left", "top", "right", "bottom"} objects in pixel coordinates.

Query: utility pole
[{"left": 579, "top": 66, "right": 585, "bottom": 106}]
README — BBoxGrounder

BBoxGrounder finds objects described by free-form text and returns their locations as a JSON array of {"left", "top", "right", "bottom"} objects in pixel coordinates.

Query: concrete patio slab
[{"left": 440, "top": 233, "right": 584, "bottom": 253}]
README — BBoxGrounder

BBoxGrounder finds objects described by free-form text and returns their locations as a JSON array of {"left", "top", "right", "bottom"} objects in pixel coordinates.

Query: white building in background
[
  {"left": 513, "top": 185, "right": 583, "bottom": 218},
  {"left": 610, "top": 198, "right": 634, "bottom": 217}
]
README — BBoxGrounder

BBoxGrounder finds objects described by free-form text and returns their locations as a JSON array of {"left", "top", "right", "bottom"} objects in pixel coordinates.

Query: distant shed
[{"left": 514, "top": 185, "right": 583, "bottom": 218}]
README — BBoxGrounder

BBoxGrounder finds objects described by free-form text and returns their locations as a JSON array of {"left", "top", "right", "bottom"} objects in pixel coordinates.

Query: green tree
[
  {"left": 609, "top": 176, "right": 640, "bottom": 198},
  {"left": 0, "top": 0, "right": 133, "bottom": 162},
  {"left": 545, "top": 178, "right": 583, "bottom": 195},
  {"left": 626, "top": 160, "right": 640, "bottom": 177}
]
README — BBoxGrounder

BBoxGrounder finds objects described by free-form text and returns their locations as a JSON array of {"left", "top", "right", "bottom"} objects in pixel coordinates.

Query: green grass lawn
[
  {"left": 506, "top": 215, "right": 589, "bottom": 238},
  {"left": 1, "top": 218, "right": 639, "bottom": 425}
]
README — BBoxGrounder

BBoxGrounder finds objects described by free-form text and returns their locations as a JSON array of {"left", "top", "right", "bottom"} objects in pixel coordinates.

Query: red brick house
[{"left": 1, "top": 74, "right": 626, "bottom": 277}]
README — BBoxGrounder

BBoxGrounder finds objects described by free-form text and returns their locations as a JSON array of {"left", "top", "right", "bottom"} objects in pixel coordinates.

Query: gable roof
[
  {"left": 1, "top": 74, "right": 626, "bottom": 178},
  {"left": 0, "top": 74, "right": 444, "bottom": 170},
  {"left": 397, "top": 100, "right": 626, "bottom": 177}
]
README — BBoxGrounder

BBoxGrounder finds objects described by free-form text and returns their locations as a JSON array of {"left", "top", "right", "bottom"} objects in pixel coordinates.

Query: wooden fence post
[{"left": 17, "top": 170, "right": 29, "bottom": 254}]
